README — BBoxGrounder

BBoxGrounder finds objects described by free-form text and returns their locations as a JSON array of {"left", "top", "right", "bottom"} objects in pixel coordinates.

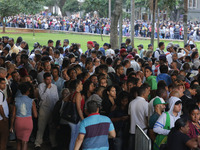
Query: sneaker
[{"left": 34, "top": 146, "right": 41, "bottom": 150}]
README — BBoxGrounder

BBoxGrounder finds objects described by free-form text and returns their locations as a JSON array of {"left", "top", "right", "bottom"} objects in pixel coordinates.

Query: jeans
[
  {"left": 35, "top": 107, "right": 57, "bottom": 147},
  {"left": 67, "top": 121, "right": 80, "bottom": 150},
  {"left": 128, "top": 134, "right": 135, "bottom": 150}
]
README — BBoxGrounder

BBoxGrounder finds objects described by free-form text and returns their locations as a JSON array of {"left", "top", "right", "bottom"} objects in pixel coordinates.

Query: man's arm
[
  {"left": 0, "top": 93, "right": 6, "bottom": 121},
  {"left": 109, "top": 129, "right": 116, "bottom": 138},
  {"left": 74, "top": 134, "right": 85, "bottom": 150}
]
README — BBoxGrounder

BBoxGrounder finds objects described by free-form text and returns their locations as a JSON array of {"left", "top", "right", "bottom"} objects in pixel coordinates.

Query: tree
[
  {"left": 110, "top": 0, "right": 123, "bottom": 50},
  {"left": 0, "top": 0, "right": 21, "bottom": 33},
  {"left": 183, "top": 0, "right": 188, "bottom": 45},
  {"left": 130, "top": 0, "right": 135, "bottom": 48},
  {"left": 62, "top": 0, "right": 81, "bottom": 14},
  {"left": 21, "top": 0, "right": 44, "bottom": 36}
]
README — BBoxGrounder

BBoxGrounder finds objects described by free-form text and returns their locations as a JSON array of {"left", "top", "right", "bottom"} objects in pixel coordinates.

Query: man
[
  {"left": 0, "top": 78, "right": 9, "bottom": 150},
  {"left": 148, "top": 44, "right": 153, "bottom": 51},
  {"left": 154, "top": 42, "right": 165, "bottom": 61},
  {"left": 51, "top": 67, "right": 65, "bottom": 98},
  {"left": 126, "top": 38, "right": 133, "bottom": 53},
  {"left": 156, "top": 65, "right": 172, "bottom": 86},
  {"left": 63, "top": 39, "right": 70, "bottom": 51},
  {"left": 128, "top": 83, "right": 150, "bottom": 150},
  {"left": 148, "top": 88, "right": 168, "bottom": 118},
  {"left": 74, "top": 101, "right": 116, "bottom": 150},
  {"left": 21, "top": 54, "right": 34, "bottom": 73},
  {"left": 85, "top": 41, "right": 94, "bottom": 57},
  {"left": 153, "top": 97, "right": 182, "bottom": 150},
  {"left": 37, "top": 60, "right": 51, "bottom": 84},
  {"left": 2, "top": 36, "right": 10, "bottom": 49},
  {"left": 105, "top": 44, "right": 115, "bottom": 58},
  {"left": 2, "top": 47, "right": 12, "bottom": 61},
  {"left": 48, "top": 40, "right": 54, "bottom": 48},
  {"left": 10, "top": 71, "right": 20, "bottom": 98},
  {"left": 8, "top": 38, "right": 19, "bottom": 55},
  {"left": 165, "top": 43, "right": 174, "bottom": 65},
  {"left": 148, "top": 97, "right": 167, "bottom": 141},
  {"left": 35, "top": 72, "right": 59, "bottom": 149},
  {"left": 137, "top": 44, "right": 144, "bottom": 58}
]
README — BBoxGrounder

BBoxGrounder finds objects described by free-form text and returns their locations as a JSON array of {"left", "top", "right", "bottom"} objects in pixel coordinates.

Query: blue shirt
[
  {"left": 79, "top": 113, "right": 115, "bottom": 150},
  {"left": 52, "top": 77, "right": 65, "bottom": 98},
  {"left": 15, "top": 95, "right": 33, "bottom": 117}
]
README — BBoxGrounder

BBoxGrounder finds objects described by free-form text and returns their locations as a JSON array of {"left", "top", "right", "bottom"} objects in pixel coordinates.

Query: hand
[
  {"left": 47, "top": 84, "right": 51, "bottom": 89},
  {"left": 121, "top": 116, "right": 129, "bottom": 121},
  {"left": 9, "top": 127, "right": 13, "bottom": 133}
]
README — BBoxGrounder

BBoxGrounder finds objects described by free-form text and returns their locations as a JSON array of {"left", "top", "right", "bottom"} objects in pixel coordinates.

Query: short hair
[
  {"left": 126, "top": 38, "right": 131, "bottom": 44},
  {"left": 52, "top": 66, "right": 59, "bottom": 73},
  {"left": 21, "top": 54, "right": 28, "bottom": 60},
  {"left": 3, "top": 47, "right": 10, "bottom": 52},
  {"left": 157, "top": 80, "right": 167, "bottom": 89},
  {"left": 156, "top": 88, "right": 167, "bottom": 97},
  {"left": 0, "top": 67, "right": 7, "bottom": 74},
  {"left": 43, "top": 72, "right": 51, "bottom": 79},
  {"left": 158, "top": 42, "right": 164, "bottom": 48},
  {"left": 138, "top": 83, "right": 150, "bottom": 96},
  {"left": 160, "top": 65, "right": 168, "bottom": 73},
  {"left": 122, "top": 59, "right": 130, "bottom": 66},
  {"left": 174, "top": 117, "right": 188, "bottom": 130},
  {"left": 19, "top": 82, "right": 32, "bottom": 94},
  {"left": 67, "top": 68, "right": 77, "bottom": 76},
  {"left": 54, "top": 50, "right": 60, "bottom": 55},
  {"left": 106, "top": 57, "right": 113, "bottom": 66},
  {"left": 87, "top": 100, "right": 99, "bottom": 114},
  {"left": 48, "top": 40, "right": 54, "bottom": 44},
  {"left": 0, "top": 78, "right": 5, "bottom": 83},
  {"left": 9, "top": 38, "right": 14, "bottom": 42},
  {"left": 99, "top": 64, "right": 108, "bottom": 73},
  {"left": 127, "top": 77, "right": 139, "bottom": 86}
]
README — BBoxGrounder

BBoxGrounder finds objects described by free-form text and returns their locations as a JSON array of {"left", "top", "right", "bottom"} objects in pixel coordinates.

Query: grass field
[{"left": 1, "top": 31, "right": 199, "bottom": 52}]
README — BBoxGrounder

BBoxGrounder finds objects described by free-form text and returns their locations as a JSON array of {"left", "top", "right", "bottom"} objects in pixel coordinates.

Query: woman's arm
[
  {"left": 75, "top": 93, "right": 84, "bottom": 120},
  {"left": 32, "top": 101, "right": 37, "bottom": 118},
  {"left": 10, "top": 105, "right": 16, "bottom": 132}
]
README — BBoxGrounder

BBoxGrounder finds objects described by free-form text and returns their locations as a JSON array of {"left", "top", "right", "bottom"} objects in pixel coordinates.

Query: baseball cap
[
  {"left": 137, "top": 44, "right": 144, "bottom": 48},
  {"left": 175, "top": 100, "right": 182, "bottom": 105},
  {"left": 153, "top": 98, "right": 167, "bottom": 106},
  {"left": 159, "top": 54, "right": 166, "bottom": 61},
  {"left": 148, "top": 44, "right": 153, "bottom": 48},
  {"left": 33, "top": 42, "right": 39, "bottom": 48},
  {"left": 87, "top": 41, "right": 94, "bottom": 47},
  {"left": 103, "top": 43, "right": 109, "bottom": 47},
  {"left": 126, "top": 54, "right": 134, "bottom": 59},
  {"left": 120, "top": 48, "right": 127, "bottom": 54}
]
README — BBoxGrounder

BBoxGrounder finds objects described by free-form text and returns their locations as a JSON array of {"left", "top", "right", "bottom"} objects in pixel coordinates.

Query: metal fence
[{"left": 135, "top": 125, "right": 151, "bottom": 150}]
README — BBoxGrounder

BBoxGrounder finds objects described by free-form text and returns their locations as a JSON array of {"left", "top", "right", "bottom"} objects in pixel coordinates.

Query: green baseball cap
[{"left": 153, "top": 98, "right": 167, "bottom": 106}]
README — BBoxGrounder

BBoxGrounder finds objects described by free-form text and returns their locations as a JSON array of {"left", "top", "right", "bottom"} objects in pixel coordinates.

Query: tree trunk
[
  {"left": 110, "top": 0, "right": 123, "bottom": 50},
  {"left": 58, "top": 0, "right": 66, "bottom": 16},
  {"left": 119, "top": 12, "right": 123, "bottom": 48},
  {"left": 109, "top": 0, "right": 111, "bottom": 19},
  {"left": 131, "top": 0, "right": 135, "bottom": 48},
  {"left": 157, "top": 8, "right": 160, "bottom": 45},
  {"left": 151, "top": 0, "right": 156, "bottom": 48},
  {"left": 32, "top": 21, "right": 35, "bottom": 36},
  {"left": 183, "top": 0, "right": 188, "bottom": 45},
  {"left": 1, "top": 17, "right": 5, "bottom": 33}
]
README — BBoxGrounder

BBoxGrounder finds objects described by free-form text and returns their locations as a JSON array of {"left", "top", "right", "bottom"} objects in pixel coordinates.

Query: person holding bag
[{"left": 61, "top": 79, "right": 84, "bottom": 150}]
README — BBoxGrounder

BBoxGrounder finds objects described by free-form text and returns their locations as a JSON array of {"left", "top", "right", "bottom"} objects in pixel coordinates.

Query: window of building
[{"left": 188, "top": 0, "right": 197, "bottom": 8}]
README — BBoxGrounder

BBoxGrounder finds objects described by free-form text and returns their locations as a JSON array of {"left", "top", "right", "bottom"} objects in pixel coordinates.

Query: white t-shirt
[
  {"left": 128, "top": 96, "right": 148, "bottom": 134},
  {"left": 0, "top": 91, "right": 9, "bottom": 120}
]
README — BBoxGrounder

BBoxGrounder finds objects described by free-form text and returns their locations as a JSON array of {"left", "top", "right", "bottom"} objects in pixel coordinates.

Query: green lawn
[{"left": 1, "top": 31, "right": 199, "bottom": 52}]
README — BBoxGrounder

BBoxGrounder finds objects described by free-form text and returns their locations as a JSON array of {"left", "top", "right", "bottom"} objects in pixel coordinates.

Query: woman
[
  {"left": 10, "top": 82, "right": 37, "bottom": 150},
  {"left": 81, "top": 79, "right": 95, "bottom": 102},
  {"left": 16, "top": 37, "right": 23, "bottom": 46},
  {"left": 67, "top": 79, "right": 84, "bottom": 150},
  {"left": 55, "top": 40, "right": 62, "bottom": 50},
  {"left": 188, "top": 105, "right": 200, "bottom": 138},
  {"left": 144, "top": 66, "right": 157, "bottom": 90},
  {"left": 102, "top": 85, "right": 116, "bottom": 116},
  {"left": 167, "top": 117, "right": 198, "bottom": 150},
  {"left": 191, "top": 51, "right": 200, "bottom": 69},
  {"left": 109, "top": 91, "right": 130, "bottom": 150},
  {"left": 15, "top": 54, "right": 21, "bottom": 68}
]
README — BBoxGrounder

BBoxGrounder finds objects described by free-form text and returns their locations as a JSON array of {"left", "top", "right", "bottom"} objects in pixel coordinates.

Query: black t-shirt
[{"left": 167, "top": 129, "right": 190, "bottom": 150}]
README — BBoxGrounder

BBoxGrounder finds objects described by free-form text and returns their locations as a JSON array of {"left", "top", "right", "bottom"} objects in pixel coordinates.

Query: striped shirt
[{"left": 79, "top": 113, "right": 115, "bottom": 150}]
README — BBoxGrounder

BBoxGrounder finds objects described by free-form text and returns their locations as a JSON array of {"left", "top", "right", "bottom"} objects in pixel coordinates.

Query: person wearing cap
[
  {"left": 129, "top": 53, "right": 141, "bottom": 72},
  {"left": 68, "top": 53, "right": 77, "bottom": 64},
  {"left": 154, "top": 42, "right": 165, "bottom": 61},
  {"left": 184, "top": 43, "right": 192, "bottom": 55},
  {"left": 144, "top": 66, "right": 157, "bottom": 90},
  {"left": 63, "top": 39, "right": 70, "bottom": 51},
  {"left": 148, "top": 44, "right": 153, "bottom": 51},
  {"left": 85, "top": 41, "right": 94, "bottom": 57},
  {"left": 119, "top": 48, "right": 127, "bottom": 60},
  {"left": 148, "top": 97, "right": 167, "bottom": 141},
  {"left": 153, "top": 96, "right": 182, "bottom": 150},
  {"left": 8, "top": 38, "right": 19, "bottom": 55},
  {"left": 105, "top": 44, "right": 115, "bottom": 58},
  {"left": 30, "top": 42, "right": 40, "bottom": 55},
  {"left": 137, "top": 44, "right": 144, "bottom": 58},
  {"left": 165, "top": 43, "right": 174, "bottom": 65}
]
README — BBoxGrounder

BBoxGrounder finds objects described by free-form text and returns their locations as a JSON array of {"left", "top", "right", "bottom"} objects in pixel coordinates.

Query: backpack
[{"left": 152, "top": 49, "right": 161, "bottom": 58}]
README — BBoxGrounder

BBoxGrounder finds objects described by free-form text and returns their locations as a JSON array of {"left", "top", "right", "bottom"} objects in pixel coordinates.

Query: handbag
[{"left": 60, "top": 93, "right": 80, "bottom": 124}]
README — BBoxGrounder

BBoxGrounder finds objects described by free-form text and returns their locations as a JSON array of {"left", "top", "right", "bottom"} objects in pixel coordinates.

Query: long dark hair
[{"left": 55, "top": 40, "right": 61, "bottom": 49}]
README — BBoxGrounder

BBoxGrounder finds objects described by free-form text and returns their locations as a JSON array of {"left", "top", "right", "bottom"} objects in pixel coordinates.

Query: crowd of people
[
  {"left": 1, "top": 34, "right": 200, "bottom": 150},
  {"left": 1, "top": 14, "right": 200, "bottom": 40}
]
